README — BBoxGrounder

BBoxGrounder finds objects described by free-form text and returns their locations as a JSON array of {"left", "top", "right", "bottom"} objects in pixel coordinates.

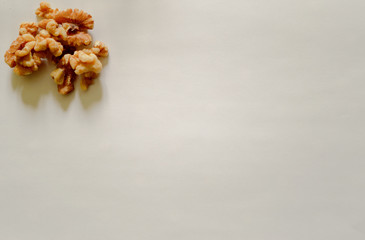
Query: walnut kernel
[
  {"left": 5, "top": 2, "right": 108, "bottom": 94},
  {"left": 34, "top": 30, "right": 63, "bottom": 56},
  {"left": 35, "top": 2, "right": 58, "bottom": 19},
  {"left": 69, "top": 50, "right": 102, "bottom": 75},
  {"left": 92, "top": 41, "right": 109, "bottom": 57},
  {"left": 19, "top": 22, "right": 38, "bottom": 36},
  {"left": 54, "top": 8, "right": 94, "bottom": 30}
]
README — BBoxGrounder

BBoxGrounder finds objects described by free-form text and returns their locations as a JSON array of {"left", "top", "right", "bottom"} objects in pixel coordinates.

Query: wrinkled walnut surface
[
  {"left": 35, "top": 1, "right": 58, "bottom": 19},
  {"left": 19, "top": 22, "right": 38, "bottom": 36},
  {"left": 51, "top": 54, "right": 76, "bottom": 95},
  {"left": 5, "top": 1, "right": 108, "bottom": 94},
  {"left": 54, "top": 8, "right": 94, "bottom": 30},
  {"left": 34, "top": 30, "right": 64, "bottom": 57},
  {"left": 4, "top": 34, "right": 42, "bottom": 75}
]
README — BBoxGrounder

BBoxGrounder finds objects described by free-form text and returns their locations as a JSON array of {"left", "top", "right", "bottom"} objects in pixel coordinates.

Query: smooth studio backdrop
[{"left": 1, "top": 0, "right": 365, "bottom": 239}]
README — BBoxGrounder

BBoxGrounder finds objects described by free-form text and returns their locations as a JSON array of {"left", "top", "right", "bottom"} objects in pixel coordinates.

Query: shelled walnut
[
  {"left": 51, "top": 54, "right": 76, "bottom": 95},
  {"left": 4, "top": 2, "right": 109, "bottom": 95},
  {"left": 52, "top": 41, "right": 108, "bottom": 93},
  {"left": 4, "top": 34, "right": 42, "bottom": 76},
  {"left": 35, "top": 1, "right": 58, "bottom": 19},
  {"left": 19, "top": 22, "right": 38, "bottom": 36},
  {"left": 34, "top": 30, "right": 64, "bottom": 57}
]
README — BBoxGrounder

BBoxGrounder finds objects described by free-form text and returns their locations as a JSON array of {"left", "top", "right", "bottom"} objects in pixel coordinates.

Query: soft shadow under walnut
[
  {"left": 8, "top": 2, "right": 108, "bottom": 110},
  {"left": 11, "top": 62, "right": 52, "bottom": 108},
  {"left": 51, "top": 84, "right": 75, "bottom": 110},
  {"left": 78, "top": 56, "right": 107, "bottom": 109},
  {"left": 11, "top": 62, "right": 75, "bottom": 110},
  {"left": 79, "top": 77, "right": 102, "bottom": 109}
]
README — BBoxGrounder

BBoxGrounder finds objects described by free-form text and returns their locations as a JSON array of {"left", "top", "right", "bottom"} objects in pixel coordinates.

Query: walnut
[
  {"left": 68, "top": 43, "right": 108, "bottom": 90},
  {"left": 62, "top": 23, "right": 79, "bottom": 33},
  {"left": 5, "top": 2, "right": 108, "bottom": 95},
  {"left": 15, "top": 41, "right": 36, "bottom": 57},
  {"left": 36, "top": 2, "right": 93, "bottom": 30},
  {"left": 38, "top": 19, "right": 67, "bottom": 41},
  {"left": 34, "top": 30, "right": 63, "bottom": 57},
  {"left": 91, "top": 41, "right": 109, "bottom": 57},
  {"left": 36, "top": 4, "right": 94, "bottom": 47},
  {"left": 15, "top": 49, "right": 43, "bottom": 75},
  {"left": 15, "top": 35, "right": 36, "bottom": 57},
  {"left": 4, "top": 34, "right": 41, "bottom": 75},
  {"left": 33, "top": 51, "right": 45, "bottom": 65},
  {"left": 50, "top": 68, "right": 65, "bottom": 84},
  {"left": 69, "top": 50, "right": 102, "bottom": 75},
  {"left": 80, "top": 72, "right": 97, "bottom": 90},
  {"left": 4, "top": 36, "right": 24, "bottom": 67},
  {"left": 35, "top": 2, "right": 58, "bottom": 19},
  {"left": 12, "top": 52, "right": 42, "bottom": 76},
  {"left": 19, "top": 22, "right": 38, "bottom": 36},
  {"left": 58, "top": 73, "right": 75, "bottom": 94},
  {"left": 4, "top": 34, "right": 35, "bottom": 67},
  {"left": 17, "top": 53, "right": 37, "bottom": 68},
  {"left": 54, "top": 8, "right": 94, "bottom": 30},
  {"left": 47, "top": 38, "right": 63, "bottom": 57},
  {"left": 50, "top": 54, "right": 76, "bottom": 95},
  {"left": 50, "top": 45, "right": 75, "bottom": 64},
  {"left": 13, "top": 65, "right": 34, "bottom": 76},
  {"left": 39, "top": 19, "right": 91, "bottom": 47},
  {"left": 65, "top": 31, "right": 92, "bottom": 46},
  {"left": 37, "top": 19, "right": 51, "bottom": 29}
]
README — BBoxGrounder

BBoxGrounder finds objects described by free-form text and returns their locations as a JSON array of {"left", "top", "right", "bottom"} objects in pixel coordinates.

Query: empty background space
[{"left": 1, "top": 0, "right": 365, "bottom": 239}]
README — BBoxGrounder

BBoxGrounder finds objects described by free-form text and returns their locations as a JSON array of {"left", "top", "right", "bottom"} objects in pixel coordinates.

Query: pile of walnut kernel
[{"left": 4, "top": 2, "right": 108, "bottom": 95}]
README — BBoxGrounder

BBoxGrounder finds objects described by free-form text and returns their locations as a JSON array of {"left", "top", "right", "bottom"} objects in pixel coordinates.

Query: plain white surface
[{"left": 1, "top": 0, "right": 365, "bottom": 239}]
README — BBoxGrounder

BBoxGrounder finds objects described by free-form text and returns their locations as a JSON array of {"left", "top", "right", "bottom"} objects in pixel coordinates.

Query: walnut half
[
  {"left": 4, "top": 34, "right": 43, "bottom": 76},
  {"left": 35, "top": 2, "right": 59, "bottom": 19},
  {"left": 51, "top": 54, "right": 76, "bottom": 95}
]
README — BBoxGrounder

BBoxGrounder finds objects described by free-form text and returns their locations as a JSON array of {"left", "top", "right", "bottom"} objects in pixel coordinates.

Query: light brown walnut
[
  {"left": 32, "top": 51, "right": 46, "bottom": 65},
  {"left": 17, "top": 53, "right": 37, "bottom": 68},
  {"left": 13, "top": 65, "right": 34, "bottom": 76},
  {"left": 50, "top": 54, "right": 76, "bottom": 95},
  {"left": 34, "top": 30, "right": 63, "bottom": 56},
  {"left": 80, "top": 72, "right": 97, "bottom": 90},
  {"left": 15, "top": 34, "right": 35, "bottom": 57},
  {"left": 5, "top": 2, "right": 108, "bottom": 94},
  {"left": 35, "top": 2, "right": 58, "bottom": 19},
  {"left": 38, "top": 19, "right": 67, "bottom": 41},
  {"left": 69, "top": 50, "right": 102, "bottom": 75},
  {"left": 69, "top": 43, "right": 108, "bottom": 90},
  {"left": 4, "top": 34, "right": 40, "bottom": 75},
  {"left": 50, "top": 68, "right": 65, "bottom": 84},
  {"left": 4, "top": 34, "right": 35, "bottom": 67},
  {"left": 91, "top": 41, "right": 109, "bottom": 57},
  {"left": 15, "top": 49, "right": 43, "bottom": 75},
  {"left": 54, "top": 8, "right": 94, "bottom": 30},
  {"left": 66, "top": 31, "right": 92, "bottom": 47},
  {"left": 39, "top": 19, "right": 92, "bottom": 47},
  {"left": 37, "top": 19, "right": 51, "bottom": 29},
  {"left": 19, "top": 22, "right": 38, "bottom": 36},
  {"left": 12, "top": 51, "right": 42, "bottom": 76},
  {"left": 4, "top": 36, "right": 25, "bottom": 67},
  {"left": 62, "top": 23, "right": 79, "bottom": 32}
]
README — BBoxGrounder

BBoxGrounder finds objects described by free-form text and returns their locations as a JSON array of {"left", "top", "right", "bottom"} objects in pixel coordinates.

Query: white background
[{"left": 1, "top": 0, "right": 365, "bottom": 239}]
